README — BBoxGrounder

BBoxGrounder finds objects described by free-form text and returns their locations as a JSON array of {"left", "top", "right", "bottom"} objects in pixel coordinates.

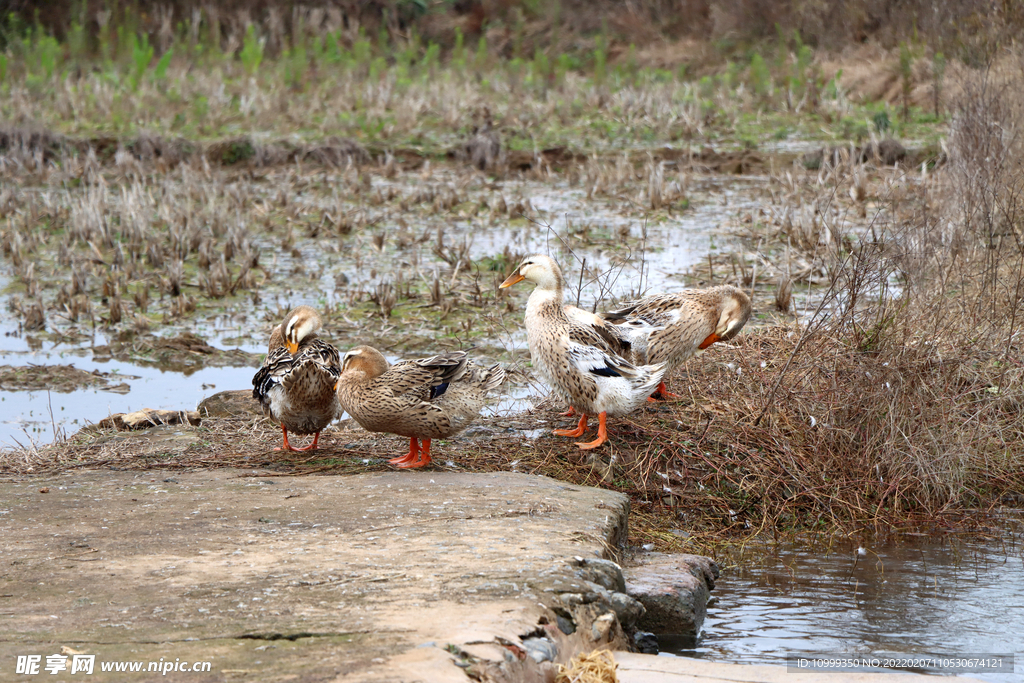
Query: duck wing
[
  {"left": 563, "top": 306, "right": 630, "bottom": 355},
  {"left": 379, "top": 351, "right": 469, "bottom": 400},
  {"left": 430, "top": 362, "right": 507, "bottom": 434},
  {"left": 566, "top": 341, "right": 640, "bottom": 379},
  {"left": 252, "top": 346, "right": 293, "bottom": 404},
  {"left": 605, "top": 292, "right": 692, "bottom": 324}
]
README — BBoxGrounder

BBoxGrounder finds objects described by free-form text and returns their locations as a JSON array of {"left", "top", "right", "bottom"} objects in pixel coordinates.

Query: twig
[{"left": 576, "top": 257, "right": 585, "bottom": 308}]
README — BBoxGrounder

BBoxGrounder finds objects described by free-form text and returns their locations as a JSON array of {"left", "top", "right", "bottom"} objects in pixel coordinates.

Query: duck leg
[
  {"left": 290, "top": 431, "right": 322, "bottom": 452},
  {"left": 399, "top": 438, "right": 432, "bottom": 469},
  {"left": 559, "top": 407, "right": 577, "bottom": 417},
  {"left": 553, "top": 414, "right": 588, "bottom": 437},
  {"left": 647, "top": 381, "right": 681, "bottom": 401},
  {"left": 274, "top": 425, "right": 296, "bottom": 452},
  {"left": 576, "top": 412, "right": 609, "bottom": 449},
  {"left": 389, "top": 437, "right": 420, "bottom": 465}
]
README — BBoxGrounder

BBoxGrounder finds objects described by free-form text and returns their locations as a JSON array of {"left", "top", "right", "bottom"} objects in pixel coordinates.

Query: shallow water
[
  {"left": 1, "top": 160, "right": 888, "bottom": 447},
  {"left": 0, "top": 354, "right": 258, "bottom": 449},
  {"left": 662, "top": 533, "right": 1024, "bottom": 682},
  {"left": 0, "top": 170, "right": 765, "bottom": 447}
]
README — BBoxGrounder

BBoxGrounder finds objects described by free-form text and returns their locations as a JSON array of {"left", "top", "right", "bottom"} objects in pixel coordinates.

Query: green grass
[{"left": 0, "top": 14, "right": 947, "bottom": 157}]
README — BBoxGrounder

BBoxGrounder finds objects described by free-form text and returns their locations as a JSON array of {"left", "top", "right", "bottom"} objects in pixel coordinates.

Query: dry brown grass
[{"left": 555, "top": 649, "right": 618, "bottom": 683}]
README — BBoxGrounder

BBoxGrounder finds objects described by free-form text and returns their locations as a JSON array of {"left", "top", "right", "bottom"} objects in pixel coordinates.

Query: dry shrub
[
  {"left": 566, "top": 53, "right": 1024, "bottom": 539},
  {"left": 671, "top": 52, "right": 1024, "bottom": 533},
  {"left": 10, "top": 0, "right": 1024, "bottom": 62}
]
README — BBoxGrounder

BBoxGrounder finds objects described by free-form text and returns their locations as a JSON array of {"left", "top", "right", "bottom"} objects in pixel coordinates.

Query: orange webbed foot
[
  {"left": 649, "top": 382, "right": 681, "bottom": 401},
  {"left": 553, "top": 414, "right": 588, "bottom": 438},
  {"left": 576, "top": 412, "right": 608, "bottom": 450},
  {"left": 389, "top": 437, "right": 420, "bottom": 464},
  {"left": 289, "top": 432, "right": 321, "bottom": 452},
  {"left": 275, "top": 425, "right": 297, "bottom": 451},
  {"left": 397, "top": 439, "right": 432, "bottom": 469}
]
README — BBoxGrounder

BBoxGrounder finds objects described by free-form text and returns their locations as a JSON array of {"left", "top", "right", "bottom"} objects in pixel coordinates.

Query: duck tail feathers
[
  {"left": 637, "top": 361, "right": 669, "bottom": 393},
  {"left": 418, "top": 351, "right": 470, "bottom": 384},
  {"left": 283, "top": 359, "right": 338, "bottom": 395},
  {"left": 479, "top": 364, "right": 507, "bottom": 393},
  {"left": 602, "top": 302, "right": 640, "bottom": 322}
]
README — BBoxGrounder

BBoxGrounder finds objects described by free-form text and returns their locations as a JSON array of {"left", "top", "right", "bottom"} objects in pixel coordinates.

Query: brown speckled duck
[
  {"left": 500, "top": 255, "right": 667, "bottom": 449},
  {"left": 603, "top": 286, "right": 752, "bottom": 398},
  {"left": 335, "top": 345, "right": 506, "bottom": 469},
  {"left": 252, "top": 306, "right": 341, "bottom": 451}
]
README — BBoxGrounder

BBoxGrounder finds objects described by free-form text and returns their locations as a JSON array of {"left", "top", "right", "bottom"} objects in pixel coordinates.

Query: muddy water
[
  {"left": 662, "top": 532, "right": 1024, "bottom": 682},
  {"left": 459, "top": 174, "right": 755, "bottom": 299},
  {"left": 0, "top": 171, "right": 766, "bottom": 447},
  {"left": 0, "top": 328, "right": 260, "bottom": 448}
]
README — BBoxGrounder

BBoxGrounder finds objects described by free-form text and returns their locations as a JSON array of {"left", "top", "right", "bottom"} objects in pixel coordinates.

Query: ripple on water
[{"left": 662, "top": 533, "right": 1024, "bottom": 683}]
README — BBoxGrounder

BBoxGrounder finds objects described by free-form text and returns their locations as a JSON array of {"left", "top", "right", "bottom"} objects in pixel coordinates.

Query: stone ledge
[{"left": 625, "top": 553, "right": 720, "bottom": 635}]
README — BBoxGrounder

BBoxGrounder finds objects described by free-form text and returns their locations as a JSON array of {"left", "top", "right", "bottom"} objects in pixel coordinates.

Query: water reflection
[{"left": 664, "top": 532, "right": 1024, "bottom": 682}]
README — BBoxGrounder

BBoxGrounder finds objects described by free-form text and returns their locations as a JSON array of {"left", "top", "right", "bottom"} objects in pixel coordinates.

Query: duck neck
[{"left": 526, "top": 281, "right": 565, "bottom": 321}]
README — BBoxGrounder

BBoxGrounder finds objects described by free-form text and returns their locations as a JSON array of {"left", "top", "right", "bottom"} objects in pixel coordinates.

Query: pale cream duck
[
  {"left": 602, "top": 286, "right": 752, "bottom": 398},
  {"left": 335, "top": 345, "right": 506, "bottom": 468},
  {"left": 252, "top": 305, "right": 342, "bottom": 451},
  {"left": 499, "top": 255, "right": 667, "bottom": 449}
]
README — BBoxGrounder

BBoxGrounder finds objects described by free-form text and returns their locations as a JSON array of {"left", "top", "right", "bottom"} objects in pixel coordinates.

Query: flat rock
[
  {"left": 96, "top": 408, "right": 201, "bottom": 431},
  {"left": 0, "top": 470, "right": 629, "bottom": 682},
  {"left": 625, "top": 553, "right": 719, "bottom": 635}
]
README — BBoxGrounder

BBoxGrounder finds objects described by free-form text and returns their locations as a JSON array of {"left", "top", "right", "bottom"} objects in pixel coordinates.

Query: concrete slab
[
  {"left": 0, "top": 469, "right": 629, "bottom": 682},
  {"left": 615, "top": 652, "right": 988, "bottom": 683}
]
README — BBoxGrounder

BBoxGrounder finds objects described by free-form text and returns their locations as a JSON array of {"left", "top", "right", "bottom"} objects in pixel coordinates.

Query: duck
[
  {"left": 499, "top": 255, "right": 667, "bottom": 449},
  {"left": 336, "top": 345, "right": 506, "bottom": 468},
  {"left": 252, "top": 305, "right": 341, "bottom": 451},
  {"left": 602, "top": 285, "right": 752, "bottom": 398}
]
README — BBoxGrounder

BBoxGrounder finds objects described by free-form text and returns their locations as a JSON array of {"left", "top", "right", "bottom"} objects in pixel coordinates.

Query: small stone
[
  {"left": 522, "top": 637, "right": 557, "bottom": 663},
  {"left": 557, "top": 592, "right": 584, "bottom": 606},
  {"left": 554, "top": 611, "right": 576, "bottom": 635},
  {"left": 574, "top": 558, "right": 626, "bottom": 593},
  {"left": 633, "top": 631, "right": 659, "bottom": 654},
  {"left": 197, "top": 390, "right": 261, "bottom": 418},
  {"left": 609, "top": 591, "right": 646, "bottom": 630},
  {"left": 591, "top": 612, "right": 616, "bottom": 642},
  {"left": 625, "top": 553, "right": 719, "bottom": 635}
]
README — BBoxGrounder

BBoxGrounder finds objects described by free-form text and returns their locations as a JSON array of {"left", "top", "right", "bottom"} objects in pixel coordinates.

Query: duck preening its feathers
[{"left": 252, "top": 306, "right": 341, "bottom": 451}]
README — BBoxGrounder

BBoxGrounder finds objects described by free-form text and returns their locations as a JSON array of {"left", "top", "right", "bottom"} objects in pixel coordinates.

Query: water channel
[{"left": 663, "top": 532, "right": 1024, "bottom": 682}]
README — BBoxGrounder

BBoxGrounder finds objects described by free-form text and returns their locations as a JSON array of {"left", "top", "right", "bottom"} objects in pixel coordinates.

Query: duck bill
[
  {"left": 698, "top": 333, "right": 720, "bottom": 350},
  {"left": 286, "top": 341, "right": 299, "bottom": 355},
  {"left": 499, "top": 272, "right": 525, "bottom": 289}
]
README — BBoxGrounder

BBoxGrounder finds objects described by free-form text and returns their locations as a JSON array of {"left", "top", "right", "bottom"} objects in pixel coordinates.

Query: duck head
[
  {"left": 499, "top": 254, "right": 564, "bottom": 291},
  {"left": 281, "top": 305, "right": 323, "bottom": 355},
  {"left": 340, "top": 345, "right": 390, "bottom": 379},
  {"left": 699, "top": 287, "right": 753, "bottom": 349}
]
